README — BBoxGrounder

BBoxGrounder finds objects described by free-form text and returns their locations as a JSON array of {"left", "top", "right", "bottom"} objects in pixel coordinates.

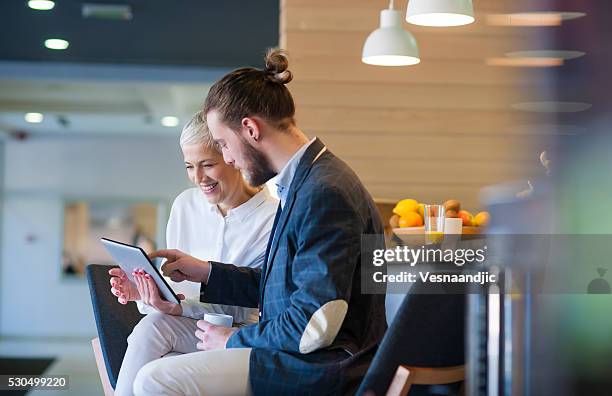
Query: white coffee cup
[
  {"left": 444, "top": 218, "right": 463, "bottom": 235},
  {"left": 204, "top": 313, "right": 233, "bottom": 327}
]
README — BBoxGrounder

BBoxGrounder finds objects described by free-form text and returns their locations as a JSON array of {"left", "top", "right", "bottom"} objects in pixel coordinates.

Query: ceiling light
[
  {"left": 25, "top": 112, "right": 44, "bottom": 123},
  {"left": 82, "top": 4, "right": 133, "bottom": 21},
  {"left": 487, "top": 12, "right": 586, "bottom": 27},
  {"left": 44, "top": 38, "right": 69, "bottom": 50},
  {"left": 512, "top": 102, "right": 592, "bottom": 113},
  {"left": 486, "top": 57, "right": 564, "bottom": 67},
  {"left": 406, "top": 0, "right": 474, "bottom": 27},
  {"left": 362, "top": 0, "right": 420, "bottom": 66},
  {"left": 28, "top": 0, "right": 55, "bottom": 11},
  {"left": 161, "top": 116, "right": 180, "bottom": 127},
  {"left": 506, "top": 50, "right": 585, "bottom": 61},
  {"left": 488, "top": 50, "right": 585, "bottom": 67}
]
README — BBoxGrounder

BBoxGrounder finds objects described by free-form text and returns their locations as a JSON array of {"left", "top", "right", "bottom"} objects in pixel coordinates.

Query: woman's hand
[
  {"left": 133, "top": 268, "right": 185, "bottom": 316},
  {"left": 151, "top": 249, "right": 211, "bottom": 283},
  {"left": 109, "top": 267, "right": 140, "bottom": 304}
]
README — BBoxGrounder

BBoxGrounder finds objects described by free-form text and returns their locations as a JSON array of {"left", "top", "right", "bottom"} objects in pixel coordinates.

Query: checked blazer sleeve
[
  {"left": 227, "top": 184, "right": 362, "bottom": 354},
  {"left": 200, "top": 262, "right": 261, "bottom": 308}
]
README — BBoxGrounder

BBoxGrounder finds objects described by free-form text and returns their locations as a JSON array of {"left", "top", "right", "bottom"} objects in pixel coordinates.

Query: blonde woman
[{"left": 108, "top": 111, "right": 278, "bottom": 396}]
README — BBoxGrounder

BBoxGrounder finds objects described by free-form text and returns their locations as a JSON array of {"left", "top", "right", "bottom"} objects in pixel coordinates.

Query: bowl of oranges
[{"left": 391, "top": 198, "right": 490, "bottom": 244}]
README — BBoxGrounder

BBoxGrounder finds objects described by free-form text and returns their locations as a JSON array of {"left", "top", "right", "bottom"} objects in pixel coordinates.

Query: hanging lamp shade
[
  {"left": 406, "top": 0, "right": 475, "bottom": 27},
  {"left": 362, "top": 8, "right": 420, "bottom": 66}
]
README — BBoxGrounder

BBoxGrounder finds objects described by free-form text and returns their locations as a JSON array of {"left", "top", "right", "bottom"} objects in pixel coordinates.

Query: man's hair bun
[{"left": 264, "top": 48, "right": 293, "bottom": 85}]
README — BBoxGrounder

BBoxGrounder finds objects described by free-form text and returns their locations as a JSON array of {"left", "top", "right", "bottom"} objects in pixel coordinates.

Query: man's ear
[{"left": 241, "top": 117, "right": 261, "bottom": 143}]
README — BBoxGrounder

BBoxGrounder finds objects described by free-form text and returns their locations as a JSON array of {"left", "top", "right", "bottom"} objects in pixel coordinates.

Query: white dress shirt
[
  {"left": 137, "top": 186, "right": 278, "bottom": 324},
  {"left": 274, "top": 138, "right": 316, "bottom": 208}
]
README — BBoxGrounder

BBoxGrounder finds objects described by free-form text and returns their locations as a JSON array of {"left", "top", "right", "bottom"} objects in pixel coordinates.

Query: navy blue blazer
[{"left": 200, "top": 138, "right": 386, "bottom": 395}]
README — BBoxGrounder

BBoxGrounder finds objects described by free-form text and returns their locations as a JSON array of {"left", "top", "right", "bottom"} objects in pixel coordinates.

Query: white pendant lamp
[
  {"left": 362, "top": 0, "right": 420, "bottom": 66},
  {"left": 406, "top": 0, "right": 475, "bottom": 27}
]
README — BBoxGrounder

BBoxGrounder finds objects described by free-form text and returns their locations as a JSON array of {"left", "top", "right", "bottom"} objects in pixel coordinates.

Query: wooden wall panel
[
  {"left": 318, "top": 134, "right": 543, "bottom": 162},
  {"left": 291, "top": 82, "right": 529, "bottom": 110},
  {"left": 284, "top": 31, "right": 525, "bottom": 60},
  {"left": 281, "top": 0, "right": 543, "bottom": 211},
  {"left": 281, "top": 1, "right": 530, "bottom": 34},
  {"left": 282, "top": 0, "right": 518, "bottom": 11},
  {"left": 296, "top": 108, "right": 533, "bottom": 136},
  {"left": 290, "top": 57, "right": 533, "bottom": 85}
]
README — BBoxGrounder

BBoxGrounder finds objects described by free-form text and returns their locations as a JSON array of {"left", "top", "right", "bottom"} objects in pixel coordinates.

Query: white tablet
[{"left": 101, "top": 238, "right": 180, "bottom": 304}]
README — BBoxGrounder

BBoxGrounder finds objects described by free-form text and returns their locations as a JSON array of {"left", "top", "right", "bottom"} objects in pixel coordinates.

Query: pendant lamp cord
[{"left": 388, "top": 0, "right": 395, "bottom": 10}]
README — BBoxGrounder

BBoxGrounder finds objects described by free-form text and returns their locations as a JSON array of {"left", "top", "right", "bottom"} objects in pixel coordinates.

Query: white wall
[
  {"left": 0, "top": 136, "right": 190, "bottom": 337},
  {"left": 0, "top": 141, "right": 4, "bottom": 333}
]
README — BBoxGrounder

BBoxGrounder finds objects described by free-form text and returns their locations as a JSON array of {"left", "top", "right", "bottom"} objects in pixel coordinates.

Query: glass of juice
[{"left": 424, "top": 204, "right": 445, "bottom": 244}]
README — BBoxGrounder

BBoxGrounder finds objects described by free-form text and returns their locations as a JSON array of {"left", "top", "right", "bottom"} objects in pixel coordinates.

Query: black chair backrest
[
  {"left": 356, "top": 284, "right": 466, "bottom": 395},
  {"left": 86, "top": 264, "right": 143, "bottom": 388}
]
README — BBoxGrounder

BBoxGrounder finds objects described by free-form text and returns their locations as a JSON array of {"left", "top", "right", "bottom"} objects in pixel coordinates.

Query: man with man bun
[{"left": 137, "top": 49, "right": 386, "bottom": 396}]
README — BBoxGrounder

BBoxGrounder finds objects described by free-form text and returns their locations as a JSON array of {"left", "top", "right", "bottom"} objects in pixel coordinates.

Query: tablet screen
[{"left": 101, "top": 238, "right": 180, "bottom": 304}]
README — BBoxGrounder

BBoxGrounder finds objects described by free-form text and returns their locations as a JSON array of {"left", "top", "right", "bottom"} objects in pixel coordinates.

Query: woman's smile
[{"left": 200, "top": 182, "right": 219, "bottom": 195}]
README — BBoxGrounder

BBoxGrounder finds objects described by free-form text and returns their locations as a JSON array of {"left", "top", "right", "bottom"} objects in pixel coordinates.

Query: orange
[
  {"left": 417, "top": 203, "right": 425, "bottom": 218},
  {"left": 458, "top": 210, "right": 473, "bottom": 226},
  {"left": 393, "top": 199, "right": 419, "bottom": 217},
  {"left": 474, "top": 211, "right": 490, "bottom": 227},
  {"left": 399, "top": 212, "right": 424, "bottom": 228}
]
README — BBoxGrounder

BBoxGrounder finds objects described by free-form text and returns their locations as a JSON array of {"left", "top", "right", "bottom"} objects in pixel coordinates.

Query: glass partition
[{"left": 61, "top": 200, "right": 165, "bottom": 277}]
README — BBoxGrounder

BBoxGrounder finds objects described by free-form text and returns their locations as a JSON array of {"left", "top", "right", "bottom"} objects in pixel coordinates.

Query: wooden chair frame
[
  {"left": 386, "top": 364, "right": 465, "bottom": 396},
  {"left": 92, "top": 337, "right": 115, "bottom": 396}
]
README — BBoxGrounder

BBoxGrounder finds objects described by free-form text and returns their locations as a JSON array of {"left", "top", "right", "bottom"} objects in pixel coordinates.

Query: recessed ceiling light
[
  {"left": 487, "top": 12, "right": 586, "bottom": 26},
  {"left": 511, "top": 102, "right": 592, "bottom": 113},
  {"left": 161, "top": 116, "right": 180, "bottom": 127},
  {"left": 82, "top": 4, "right": 133, "bottom": 21},
  {"left": 25, "top": 112, "right": 44, "bottom": 123},
  {"left": 506, "top": 50, "right": 585, "bottom": 60},
  {"left": 28, "top": 0, "right": 55, "bottom": 11},
  {"left": 44, "top": 38, "right": 69, "bottom": 50}
]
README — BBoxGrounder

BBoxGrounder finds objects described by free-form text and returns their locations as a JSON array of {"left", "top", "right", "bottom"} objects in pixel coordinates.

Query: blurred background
[
  {"left": 0, "top": 1, "right": 279, "bottom": 394},
  {"left": 0, "top": 0, "right": 611, "bottom": 395}
]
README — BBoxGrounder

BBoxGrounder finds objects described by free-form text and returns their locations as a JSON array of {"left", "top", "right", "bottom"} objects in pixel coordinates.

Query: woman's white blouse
[{"left": 137, "top": 186, "right": 278, "bottom": 324}]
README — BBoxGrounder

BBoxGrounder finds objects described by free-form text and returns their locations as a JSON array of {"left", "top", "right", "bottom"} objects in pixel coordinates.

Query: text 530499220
[{"left": 0, "top": 375, "right": 69, "bottom": 390}]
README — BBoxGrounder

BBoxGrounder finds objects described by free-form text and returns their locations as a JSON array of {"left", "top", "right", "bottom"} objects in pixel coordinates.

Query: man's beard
[{"left": 239, "top": 136, "right": 277, "bottom": 186}]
